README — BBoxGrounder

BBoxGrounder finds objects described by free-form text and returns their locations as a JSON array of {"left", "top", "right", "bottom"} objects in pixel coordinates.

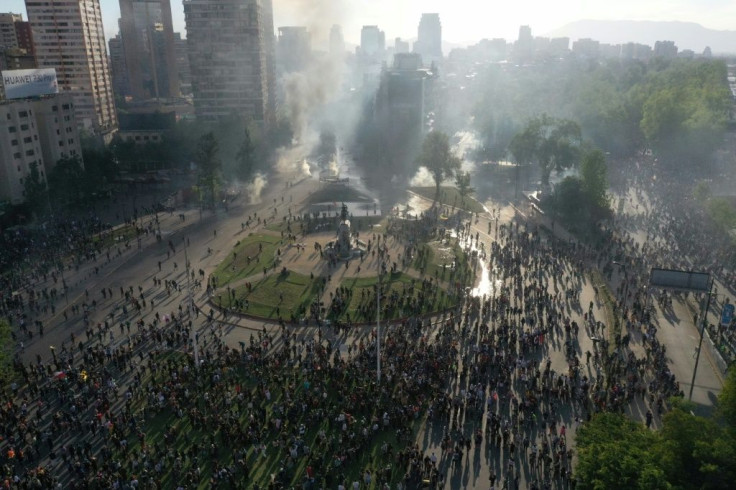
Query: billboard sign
[
  {"left": 1, "top": 68, "right": 59, "bottom": 99},
  {"left": 649, "top": 268, "right": 710, "bottom": 293}
]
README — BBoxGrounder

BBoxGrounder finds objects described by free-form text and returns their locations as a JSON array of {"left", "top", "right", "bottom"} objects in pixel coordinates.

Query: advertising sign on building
[{"left": 1, "top": 68, "right": 59, "bottom": 99}]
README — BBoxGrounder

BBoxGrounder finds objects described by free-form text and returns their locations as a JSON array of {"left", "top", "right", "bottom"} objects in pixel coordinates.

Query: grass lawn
[
  {"left": 331, "top": 272, "right": 458, "bottom": 322},
  {"left": 230, "top": 270, "right": 321, "bottom": 319},
  {"left": 211, "top": 233, "right": 283, "bottom": 286},
  {"left": 410, "top": 186, "right": 486, "bottom": 214}
]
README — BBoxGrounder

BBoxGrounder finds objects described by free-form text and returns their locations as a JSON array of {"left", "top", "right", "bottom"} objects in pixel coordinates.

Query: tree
[
  {"left": 718, "top": 367, "right": 736, "bottom": 433},
  {"left": 509, "top": 115, "right": 582, "bottom": 187},
  {"left": 195, "top": 132, "right": 221, "bottom": 210},
  {"left": 48, "top": 155, "right": 85, "bottom": 207},
  {"left": 580, "top": 149, "right": 610, "bottom": 209},
  {"left": 235, "top": 126, "right": 256, "bottom": 181},
  {"left": 576, "top": 412, "right": 669, "bottom": 490},
  {"left": 416, "top": 131, "right": 461, "bottom": 204},
  {"left": 23, "top": 161, "right": 48, "bottom": 218},
  {"left": 455, "top": 171, "right": 475, "bottom": 206}
]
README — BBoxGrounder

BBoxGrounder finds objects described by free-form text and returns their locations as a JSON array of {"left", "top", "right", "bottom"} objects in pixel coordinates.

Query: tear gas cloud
[{"left": 246, "top": 173, "right": 268, "bottom": 204}]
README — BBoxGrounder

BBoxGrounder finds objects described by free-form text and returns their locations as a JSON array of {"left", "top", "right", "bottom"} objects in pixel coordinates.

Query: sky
[{"left": 5, "top": 0, "right": 736, "bottom": 48}]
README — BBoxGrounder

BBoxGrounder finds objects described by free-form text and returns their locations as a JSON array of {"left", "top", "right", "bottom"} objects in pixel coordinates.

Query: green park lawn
[
  {"left": 331, "top": 272, "right": 458, "bottom": 322},
  {"left": 410, "top": 186, "right": 486, "bottom": 214},
  {"left": 211, "top": 233, "right": 282, "bottom": 286},
  {"left": 230, "top": 270, "right": 321, "bottom": 319}
]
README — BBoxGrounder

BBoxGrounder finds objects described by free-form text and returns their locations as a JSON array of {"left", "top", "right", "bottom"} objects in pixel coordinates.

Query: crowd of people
[{"left": 0, "top": 162, "right": 727, "bottom": 489}]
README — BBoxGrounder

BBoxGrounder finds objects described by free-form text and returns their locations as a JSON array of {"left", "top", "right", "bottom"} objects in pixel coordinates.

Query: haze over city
[{"left": 5, "top": 0, "right": 736, "bottom": 47}]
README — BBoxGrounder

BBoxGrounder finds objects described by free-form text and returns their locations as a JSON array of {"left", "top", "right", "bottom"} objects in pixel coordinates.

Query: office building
[
  {"left": 654, "top": 40, "right": 678, "bottom": 58},
  {"left": 0, "top": 93, "right": 81, "bottom": 204},
  {"left": 0, "top": 13, "right": 35, "bottom": 72},
  {"left": 173, "top": 32, "right": 191, "bottom": 95},
  {"left": 329, "top": 25, "right": 344, "bottom": 57},
  {"left": 513, "top": 25, "right": 533, "bottom": 63},
  {"left": 108, "top": 33, "right": 129, "bottom": 97},
  {"left": 360, "top": 25, "right": 385, "bottom": 62},
  {"left": 375, "top": 52, "right": 431, "bottom": 175},
  {"left": 119, "top": 0, "right": 179, "bottom": 100},
  {"left": 413, "top": 13, "right": 442, "bottom": 64},
  {"left": 277, "top": 26, "right": 310, "bottom": 73},
  {"left": 0, "top": 13, "right": 23, "bottom": 50},
  {"left": 26, "top": 0, "right": 117, "bottom": 137},
  {"left": 184, "top": 0, "right": 275, "bottom": 124}
]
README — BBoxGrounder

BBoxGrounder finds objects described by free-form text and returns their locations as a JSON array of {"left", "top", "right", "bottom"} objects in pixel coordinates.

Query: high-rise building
[
  {"left": 394, "top": 38, "right": 410, "bottom": 54},
  {"left": 514, "top": 25, "right": 533, "bottom": 63},
  {"left": 0, "top": 13, "right": 35, "bottom": 71},
  {"left": 277, "top": 26, "right": 310, "bottom": 73},
  {"left": 360, "top": 25, "right": 385, "bottom": 61},
  {"left": 184, "top": 0, "right": 275, "bottom": 124},
  {"left": 119, "top": 0, "right": 179, "bottom": 100},
  {"left": 0, "top": 13, "right": 22, "bottom": 50},
  {"left": 329, "top": 25, "right": 344, "bottom": 57},
  {"left": 25, "top": 0, "right": 117, "bottom": 137},
  {"left": 654, "top": 40, "right": 678, "bottom": 58},
  {"left": 173, "top": 32, "right": 191, "bottom": 95},
  {"left": 0, "top": 93, "right": 82, "bottom": 204},
  {"left": 108, "top": 33, "right": 129, "bottom": 97},
  {"left": 413, "top": 13, "right": 442, "bottom": 64}
]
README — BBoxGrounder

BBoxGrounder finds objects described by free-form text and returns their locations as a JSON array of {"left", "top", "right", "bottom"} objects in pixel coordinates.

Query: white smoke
[
  {"left": 300, "top": 159, "right": 312, "bottom": 178},
  {"left": 410, "top": 167, "right": 436, "bottom": 187},
  {"left": 328, "top": 158, "right": 339, "bottom": 176},
  {"left": 246, "top": 173, "right": 268, "bottom": 204}
]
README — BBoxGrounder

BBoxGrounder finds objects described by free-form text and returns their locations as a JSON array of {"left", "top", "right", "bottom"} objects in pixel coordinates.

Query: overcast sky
[{"left": 6, "top": 0, "right": 736, "bottom": 48}]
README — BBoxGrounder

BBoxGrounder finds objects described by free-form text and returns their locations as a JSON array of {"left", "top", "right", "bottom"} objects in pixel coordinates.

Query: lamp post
[{"left": 689, "top": 282, "right": 714, "bottom": 401}]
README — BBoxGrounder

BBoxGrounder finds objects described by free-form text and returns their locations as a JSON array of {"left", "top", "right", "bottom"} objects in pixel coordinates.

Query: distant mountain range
[{"left": 546, "top": 20, "right": 736, "bottom": 55}]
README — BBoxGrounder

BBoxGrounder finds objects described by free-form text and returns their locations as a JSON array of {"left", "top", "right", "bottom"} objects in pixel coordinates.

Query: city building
[
  {"left": 413, "top": 13, "right": 442, "bottom": 64},
  {"left": 394, "top": 38, "right": 410, "bottom": 55},
  {"left": 329, "top": 25, "right": 344, "bottom": 57},
  {"left": 0, "top": 93, "right": 82, "bottom": 204},
  {"left": 277, "top": 26, "right": 311, "bottom": 73},
  {"left": 108, "top": 33, "right": 130, "bottom": 97},
  {"left": 359, "top": 25, "right": 385, "bottom": 63},
  {"left": 374, "top": 52, "right": 432, "bottom": 176},
  {"left": 513, "top": 25, "right": 533, "bottom": 63},
  {"left": 117, "top": 110, "right": 176, "bottom": 146},
  {"left": 654, "top": 40, "right": 678, "bottom": 58},
  {"left": 118, "top": 0, "right": 179, "bottom": 101},
  {"left": 572, "top": 38, "right": 600, "bottom": 58},
  {"left": 0, "top": 13, "right": 35, "bottom": 72},
  {"left": 184, "top": 0, "right": 276, "bottom": 125},
  {"left": 0, "top": 13, "right": 23, "bottom": 50},
  {"left": 173, "top": 32, "right": 191, "bottom": 96},
  {"left": 620, "top": 42, "right": 652, "bottom": 60},
  {"left": 26, "top": 0, "right": 117, "bottom": 138}
]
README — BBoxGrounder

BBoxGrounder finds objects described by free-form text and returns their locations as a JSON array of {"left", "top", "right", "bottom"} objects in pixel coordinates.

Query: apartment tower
[
  {"left": 184, "top": 0, "right": 275, "bottom": 124},
  {"left": 119, "top": 0, "right": 179, "bottom": 100},
  {"left": 25, "top": 0, "right": 117, "bottom": 136}
]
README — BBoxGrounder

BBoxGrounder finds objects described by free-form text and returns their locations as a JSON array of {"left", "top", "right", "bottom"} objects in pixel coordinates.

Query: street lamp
[
  {"left": 49, "top": 345, "right": 57, "bottom": 365},
  {"left": 690, "top": 282, "right": 715, "bottom": 401}
]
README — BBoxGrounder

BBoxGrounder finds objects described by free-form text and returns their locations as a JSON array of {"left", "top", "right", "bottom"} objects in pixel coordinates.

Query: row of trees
[
  {"left": 577, "top": 369, "right": 736, "bottom": 489},
  {"left": 19, "top": 114, "right": 276, "bottom": 220},
  {"left": 470, "top": 58, "right": 731, "bottom": 169}
]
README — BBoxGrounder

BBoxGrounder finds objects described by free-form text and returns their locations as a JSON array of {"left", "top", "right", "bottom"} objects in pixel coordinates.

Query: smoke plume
[{"left": 246, "top": 173, "right": 268, "bottom": 204}]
